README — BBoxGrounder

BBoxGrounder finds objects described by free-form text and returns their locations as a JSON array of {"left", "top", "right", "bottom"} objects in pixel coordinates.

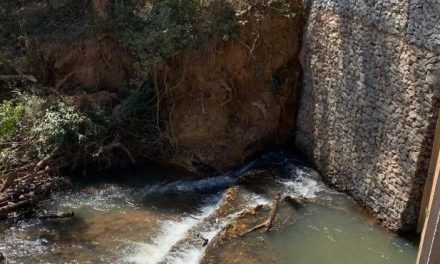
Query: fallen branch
[
  {"left": 241, "top": 194, "right": 281, "bottom": 236},
  {"left": 94, "top": 137, "right": 136, "bottom": 164},
  {"left": 0, "top": 176, "right": 12, "bottom": 193}
]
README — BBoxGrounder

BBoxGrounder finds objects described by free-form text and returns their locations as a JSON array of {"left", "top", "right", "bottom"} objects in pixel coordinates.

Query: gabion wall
[{"left": 295, "top": 0, "right": 440, "bottom": 231}]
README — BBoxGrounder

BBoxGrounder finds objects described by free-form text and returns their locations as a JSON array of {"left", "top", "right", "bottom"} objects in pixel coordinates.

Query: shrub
[
  {"left": 31, "top": 102, "right": 91, "bottom": 157},
  {"left": 0, "top": 100, "right": 25, "bottom": 139}
]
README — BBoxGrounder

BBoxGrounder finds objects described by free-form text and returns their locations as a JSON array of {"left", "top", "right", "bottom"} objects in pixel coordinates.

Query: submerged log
[{"left": 241, "top": 194, "right": 281, "bottom": 236}]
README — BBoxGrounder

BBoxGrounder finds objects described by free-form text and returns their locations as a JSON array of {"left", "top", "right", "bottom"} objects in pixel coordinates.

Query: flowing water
[{"left": 0, "top": 152, "right": 418, "bottom": 264}]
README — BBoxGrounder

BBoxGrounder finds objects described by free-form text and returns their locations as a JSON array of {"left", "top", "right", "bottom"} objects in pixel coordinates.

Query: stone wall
[{"left": 295, "top": 0, "right": 440, "bottom": 231}]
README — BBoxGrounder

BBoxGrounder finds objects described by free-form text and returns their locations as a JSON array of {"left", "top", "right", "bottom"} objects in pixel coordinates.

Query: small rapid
[
  {"left": 119, "top": 152, "right": 328, "bottom": 264},
  {"left": 125, "top": 196, "right": 221, "bottom": 264}
]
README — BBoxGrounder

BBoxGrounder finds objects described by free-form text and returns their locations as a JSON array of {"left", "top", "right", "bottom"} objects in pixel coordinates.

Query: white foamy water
[
  {"left": 124, "top": 195, "right": 222, "bottom": 264},
  {"left": 161, "top": 193, "right": 270, "bottom": 264},
  {"left": 124, "top": 191, "right": 270, "bottom": 264},
  {"left": 0, "top": 219, "right": 48, "bottom": 262},
  {"left": 140, "top": 176, "right": 236, "bottom": 196},
  {"left": 47, "top": 184, "right": 139, "bottom": 212},
  {"left": 125, "top": 217, "right": 200, "bottom": 264},
  {"left": 277, "top": 165, "right": 328, "bottom": 199}
]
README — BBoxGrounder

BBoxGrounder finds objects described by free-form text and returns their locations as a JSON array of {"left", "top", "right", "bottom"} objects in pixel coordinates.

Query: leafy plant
[
  {"left": 31, "top": 102, "right": 90, "bottom": 155},
  {"left": 0, "top": 100, "right": 25, "bottom": 139},
  {"left": 115, "top": 0, "right": 200, "bottom": 74}
]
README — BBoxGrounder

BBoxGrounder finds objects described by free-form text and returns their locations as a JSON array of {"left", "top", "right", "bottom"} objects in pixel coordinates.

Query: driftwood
[
  {"left": 241, "top": 194, "right": 281, "bottom": 236},
  {"left": 0, "top": 161, "right": 64, "bottom": 218},
  {"left": 0, "top": 177, "right": 11, "bottom": 193}
]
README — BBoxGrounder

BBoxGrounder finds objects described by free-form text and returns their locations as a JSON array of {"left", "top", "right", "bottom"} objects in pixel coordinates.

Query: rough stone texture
[{"left": 296, "top": 0, "right": 440, "bottom": 231}]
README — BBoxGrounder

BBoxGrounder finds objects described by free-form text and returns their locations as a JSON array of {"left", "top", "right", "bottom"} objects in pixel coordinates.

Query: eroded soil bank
[
  {"left": 0, "top": 0, "right": 304, "bottom": 217},
  {"left": 2, "top": 0, "right": 303, "bottom": 173}
]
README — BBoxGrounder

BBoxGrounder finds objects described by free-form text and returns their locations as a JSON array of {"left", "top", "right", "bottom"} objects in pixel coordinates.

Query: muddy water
[{"left": 0, "top": 153, "right": 418, "bottom": 264}]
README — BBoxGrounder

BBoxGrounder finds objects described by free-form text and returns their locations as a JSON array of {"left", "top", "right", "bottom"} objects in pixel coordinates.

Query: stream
[{"left": 0, "top": 152, "right": 418, "bottom": 264}]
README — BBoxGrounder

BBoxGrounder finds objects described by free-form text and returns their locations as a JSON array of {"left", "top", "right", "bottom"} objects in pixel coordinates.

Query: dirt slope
[{"left": 3, "top": 0, "right": 304, "bottom": 174}]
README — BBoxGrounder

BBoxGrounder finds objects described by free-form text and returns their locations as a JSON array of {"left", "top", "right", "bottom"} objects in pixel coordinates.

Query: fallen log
[{"left": 241, "top": 194, "right": 281, "bottom": 236}]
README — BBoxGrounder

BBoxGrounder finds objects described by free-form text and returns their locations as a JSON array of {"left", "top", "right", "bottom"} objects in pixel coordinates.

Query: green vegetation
[
  {"left": 113, "top": 0, "right": 239, "bottom": 75},
  {"left": 0, "top": 0, "right": 294, "bottom": 76},
  {"left": 0, "top": 92, "right": 95, "bottom": 165},
  {"left": 0, "top": 100, "right": 25, "bottom": 139}
]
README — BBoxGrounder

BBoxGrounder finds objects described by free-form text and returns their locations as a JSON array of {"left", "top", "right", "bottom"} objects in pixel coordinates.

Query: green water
[
  {"left": 270, "top": 204, "right": 416, "bottom": 264},
  {"left": 203, "top": 195, "right": 417, "bottom": 264}
]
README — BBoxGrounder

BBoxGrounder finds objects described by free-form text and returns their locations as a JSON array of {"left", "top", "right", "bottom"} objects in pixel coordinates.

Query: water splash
[
  {"left": 124, "top": 191, "right": 270, "bottom": 264},
  {"left": 124, "top": 195, "right": 222, "bottom": 264},
  {"left": 278, "top": 170, "right": 325, "bottom": 199},
  {"left": 47, "top": 184, "right": 139, "bottom": 212},
  {"left": 140, "top": 176, "right": 236, "bottom": 197}
]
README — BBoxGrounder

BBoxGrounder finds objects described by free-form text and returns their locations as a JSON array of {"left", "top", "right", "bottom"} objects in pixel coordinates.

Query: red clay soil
[
  {"left": 156, "top": 2, "right": 304, "bottom": 173},
  {"left": 21, "top": 0, "right": 304, "bottom": 174}
]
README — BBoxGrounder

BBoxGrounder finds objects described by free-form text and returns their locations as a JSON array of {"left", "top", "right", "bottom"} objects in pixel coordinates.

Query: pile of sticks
[{"left": 0, "top": 161, "right": 63, "bottom": 218}]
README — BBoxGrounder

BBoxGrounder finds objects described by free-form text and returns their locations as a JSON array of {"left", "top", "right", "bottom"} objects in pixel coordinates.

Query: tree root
[{"left": 241, "top": 194, "right": 281, "bottom": 236}]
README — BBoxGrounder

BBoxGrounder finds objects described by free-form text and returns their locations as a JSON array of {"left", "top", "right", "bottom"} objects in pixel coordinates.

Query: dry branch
[{"left": 241, "top": 194, "right": 281, "bottom": 236}]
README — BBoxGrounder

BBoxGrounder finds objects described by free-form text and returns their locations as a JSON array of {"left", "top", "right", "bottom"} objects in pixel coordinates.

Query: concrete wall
[{"left": 295, "top": 0, "right": 440, "bottom": 231}]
